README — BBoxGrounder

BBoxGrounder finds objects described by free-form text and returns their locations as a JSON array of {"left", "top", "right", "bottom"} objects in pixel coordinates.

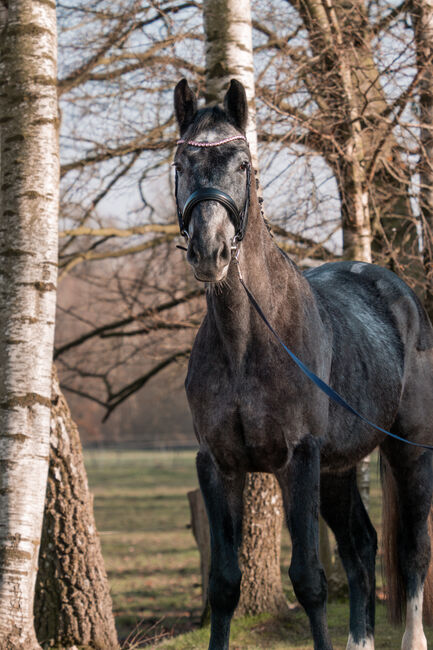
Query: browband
[{"left": 176, "top": 135, "right": 247, "bottom": 148}]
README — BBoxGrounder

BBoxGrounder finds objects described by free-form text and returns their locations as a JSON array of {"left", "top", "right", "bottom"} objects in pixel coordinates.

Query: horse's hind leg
[
  {"left": 196, "top": 450, "right": 245, "bottom": 650},
  {"left": 321, "top": 470, "right": 377, "bottom": 650},
  {"left": 380, "top": 441, "right": 433, "bottom": 650},
  {"left": 277, "top": 435, "right": 332, "bottom": 650}
]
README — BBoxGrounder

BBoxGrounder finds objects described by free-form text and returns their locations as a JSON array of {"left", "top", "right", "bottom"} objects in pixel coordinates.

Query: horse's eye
[
  {"left": 239, "top": 161, "right": 249, "bottom": 171},
  {"left": 172, "top": 162, "right": 183, "bottom": 173}
]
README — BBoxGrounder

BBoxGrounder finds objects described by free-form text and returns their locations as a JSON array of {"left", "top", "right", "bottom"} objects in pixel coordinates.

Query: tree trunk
[
  {"left": 203, "top": 0, "right": 288, "bottom": 617},
  {"left": 0, "top": 1, "right": 59, "bottom": 647},
  {"left": 414, "top": 0, "right": 433, "bottom": 321},
  {"left": 339, "top": 161, "right": 372, "bottom": 263},
  {"left": 203, "top": 0, "right": 258, "bottom": 169},
  {"left": 237, "top": 474, "right": 289, "bottom": 617},
  {"left": 357, "top": 455, "right": 371, "bottom": 511},
  {"left": 35, "top": 369, "right": 119, "bottom": 650}
]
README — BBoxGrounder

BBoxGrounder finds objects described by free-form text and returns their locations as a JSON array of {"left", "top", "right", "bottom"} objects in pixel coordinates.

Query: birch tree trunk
[
  {"left": 35, "top": 369, "right": 119, "bottom": 649},
  {"left": 415, "top": 0, "right": 433, "bottom": 322},
  {"left": 203, "top": 0, "right": 258, "bottom": 169},
  {"left": 203, "top": 0, "right": 288, "bottom": 617},
  {"left": 0, "top": 0, "right": 59, "bottom": 647}
]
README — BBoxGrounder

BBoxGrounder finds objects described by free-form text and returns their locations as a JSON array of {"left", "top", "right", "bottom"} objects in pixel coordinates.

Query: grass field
[{"left": 84, "top": 449, "right": 433, "bottom": 649}]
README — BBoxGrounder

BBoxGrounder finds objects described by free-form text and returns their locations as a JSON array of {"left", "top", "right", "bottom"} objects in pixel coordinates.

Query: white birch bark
[
  {"left": 0, "top": 0, "right": 59, "bottom": 646},
  {"left": 321, "top": 0, "right": 372, "bottom": 265},
  {"left": 203, "top": 0, "right": 258, "bottom": 170}
]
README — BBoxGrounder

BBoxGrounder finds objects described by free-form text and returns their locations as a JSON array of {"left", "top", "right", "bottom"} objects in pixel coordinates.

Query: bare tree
[{"left": 0, "top": 1, "right": 58, "bottom": 646}]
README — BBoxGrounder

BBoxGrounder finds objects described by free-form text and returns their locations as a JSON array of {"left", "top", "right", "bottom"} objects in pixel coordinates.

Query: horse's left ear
[
  {"left": 224, "top": 80, "right": 248, "bottom": 133},
  {"left": 174, "top": 79, "right": 198, "bottom": 135}
]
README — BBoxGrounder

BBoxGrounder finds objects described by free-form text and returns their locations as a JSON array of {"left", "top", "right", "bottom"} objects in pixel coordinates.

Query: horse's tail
[{"left": 380, "top": 451, "right": 433, "bottom": 625}]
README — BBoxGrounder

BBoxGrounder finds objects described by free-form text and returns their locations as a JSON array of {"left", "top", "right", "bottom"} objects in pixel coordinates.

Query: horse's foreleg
[
  {"left": 196, "top": 450, "right": 245, "bottom": 650},
  {"left": 277, "top": 435, "right": 332, "bottom": 650}
]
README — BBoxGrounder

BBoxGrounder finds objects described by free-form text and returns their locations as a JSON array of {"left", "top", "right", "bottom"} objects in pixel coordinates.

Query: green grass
[{"left": 84, "top": 449, "right": 433, "bottom": 648}]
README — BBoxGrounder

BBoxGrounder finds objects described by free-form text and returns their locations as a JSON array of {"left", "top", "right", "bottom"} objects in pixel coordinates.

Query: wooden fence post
[{"left": 188, "top": 489, "right": 211, "bottom": 621}]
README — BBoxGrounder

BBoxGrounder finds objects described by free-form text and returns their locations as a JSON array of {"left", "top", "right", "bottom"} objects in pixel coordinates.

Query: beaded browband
[{"left": 176, "top": 134, "right": 247, "bottom": 147}]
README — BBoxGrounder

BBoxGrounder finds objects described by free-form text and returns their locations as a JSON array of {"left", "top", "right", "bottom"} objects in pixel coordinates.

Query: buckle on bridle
[{"left": 230, "top": 235, "right": 240, "bottom": 260}]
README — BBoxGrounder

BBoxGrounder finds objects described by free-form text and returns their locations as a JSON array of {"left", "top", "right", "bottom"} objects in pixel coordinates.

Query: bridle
[{"left": 174, "top": 134, "right": 251, "bottom": 255}]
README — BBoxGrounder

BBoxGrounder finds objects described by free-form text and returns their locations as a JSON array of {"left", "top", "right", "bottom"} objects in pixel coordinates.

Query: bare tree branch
[{"left": 54, "top": 288, "right": 204, "bottom": 359}]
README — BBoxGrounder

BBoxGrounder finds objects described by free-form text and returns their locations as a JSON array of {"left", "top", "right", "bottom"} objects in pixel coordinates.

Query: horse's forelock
[{"left": 185, "top": 105, "right": 242, "bottom": 141}]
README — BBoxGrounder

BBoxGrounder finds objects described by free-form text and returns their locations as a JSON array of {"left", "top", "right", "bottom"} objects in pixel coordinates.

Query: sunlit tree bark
[
  {"left": 0, "top": 0, "right": 59, "bottom": 646},
  {"left": 35, "top": 369, "right": 119, "bottom": 649},
  {"left": 203, "top": 0, "right": 258, "bottom": 168},
  {"left": 285, "top": 0, "right": 419, "bottom": 279}
]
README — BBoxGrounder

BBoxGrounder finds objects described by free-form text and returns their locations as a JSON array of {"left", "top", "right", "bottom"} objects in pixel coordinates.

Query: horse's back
[
  {"left": 305, "top": 261, "right": 433, "bottom": 465},
  {"left": 306, "top": 260, "right": 433, "bottom": 355}
]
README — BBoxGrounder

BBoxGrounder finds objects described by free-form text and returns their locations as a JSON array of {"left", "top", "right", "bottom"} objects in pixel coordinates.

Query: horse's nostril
[
  {"left": 217, "top": 241, "right": 230, "bottom": 264},
  {"left": 188, "top": 241, "right": 201, "bottom": 264}
]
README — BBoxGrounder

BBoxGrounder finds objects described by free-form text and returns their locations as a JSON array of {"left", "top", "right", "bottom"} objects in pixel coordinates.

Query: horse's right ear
[
  {"left": 224, "top": 80, "right": 248, "bottom": 133},
  {"left": 174, "top": 79, "right": 197, "bottom": 135}
]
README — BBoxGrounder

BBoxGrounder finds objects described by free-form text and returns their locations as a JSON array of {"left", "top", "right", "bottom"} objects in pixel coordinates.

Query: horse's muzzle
[{"left": 187, "top": 236, "right": 231, "bottom": 282}]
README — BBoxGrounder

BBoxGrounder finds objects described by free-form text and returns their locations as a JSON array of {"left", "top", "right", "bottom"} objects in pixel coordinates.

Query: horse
[{"left": 173, "top": 77, "right": 433, "bottom": 650}]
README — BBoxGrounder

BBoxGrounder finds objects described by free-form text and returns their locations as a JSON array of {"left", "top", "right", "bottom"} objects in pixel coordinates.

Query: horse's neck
[{"left": 205, "top": 205, "right": 310, "bottom": 357}]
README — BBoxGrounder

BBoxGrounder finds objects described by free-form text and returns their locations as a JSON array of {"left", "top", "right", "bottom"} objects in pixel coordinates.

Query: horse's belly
[{"left": 205, "top": 422, "right": 292, "bottom": 474}]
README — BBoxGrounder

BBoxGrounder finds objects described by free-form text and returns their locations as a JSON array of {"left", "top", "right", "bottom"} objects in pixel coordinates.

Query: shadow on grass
[{"left": 154, "top": 602, "right": 433, "bottom": 649}]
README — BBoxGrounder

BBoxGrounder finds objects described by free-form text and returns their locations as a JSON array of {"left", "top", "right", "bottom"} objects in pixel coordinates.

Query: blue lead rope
[{"left": 237, "top": 269, "right": 433, "bottom": 452}]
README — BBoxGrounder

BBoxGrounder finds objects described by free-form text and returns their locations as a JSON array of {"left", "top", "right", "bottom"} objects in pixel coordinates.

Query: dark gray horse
[{"left": 173, "top": 78, "right": 433, "bottom": 650}]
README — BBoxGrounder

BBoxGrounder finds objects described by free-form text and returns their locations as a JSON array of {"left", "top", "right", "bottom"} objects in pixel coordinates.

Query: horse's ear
[
  {"left": 224, "top": 79, "right": 248, "bottom": 132},
  {"left": 174, "top": 79, "right": 197, "bottom": 135}
]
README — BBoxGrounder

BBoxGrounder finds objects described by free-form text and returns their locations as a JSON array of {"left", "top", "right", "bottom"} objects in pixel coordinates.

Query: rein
[
  {"left": 174, "top": 134, "right": 433, "bottom": 452},
  {"left": 233, "top": 256, "right": 433, "bottom": 452}
]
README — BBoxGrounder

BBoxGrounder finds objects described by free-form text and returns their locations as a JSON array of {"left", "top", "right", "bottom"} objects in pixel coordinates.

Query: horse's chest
[{"left": 186, "top": 360, "right": 305, "bottom": 473}]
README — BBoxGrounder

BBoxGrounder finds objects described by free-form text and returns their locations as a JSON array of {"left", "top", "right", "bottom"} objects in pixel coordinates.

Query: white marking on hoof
[
  {"left": 346, "top": 634, "right": 374, "bottom": 649},
  {"left": 402, "top": 591, "right": 427, "bottom": 650}
]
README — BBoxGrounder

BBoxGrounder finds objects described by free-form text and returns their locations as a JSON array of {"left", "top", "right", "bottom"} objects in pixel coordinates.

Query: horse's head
[{"left": 174, "top": 79, "right": 251, "bottom": 282}]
